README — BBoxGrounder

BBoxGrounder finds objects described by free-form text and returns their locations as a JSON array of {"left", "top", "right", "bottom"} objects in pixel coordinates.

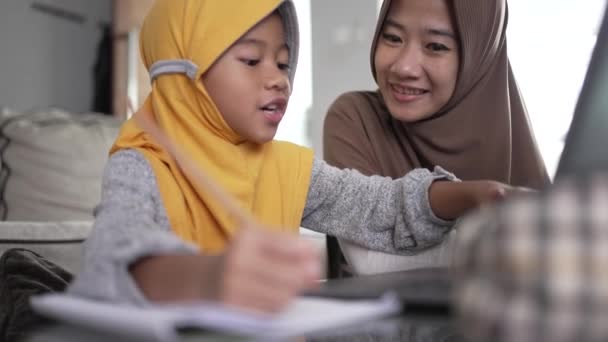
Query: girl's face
[
  {"left": 374, "top": 0, "right": 459, "bottom": 123},
  {"left": 202, "top": 13, "right": 291, "bottom": 144}
]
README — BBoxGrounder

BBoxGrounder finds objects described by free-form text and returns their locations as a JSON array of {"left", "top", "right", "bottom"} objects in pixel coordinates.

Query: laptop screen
[{"left": 555, "top": 4, "right": 608, "bottom": 179}]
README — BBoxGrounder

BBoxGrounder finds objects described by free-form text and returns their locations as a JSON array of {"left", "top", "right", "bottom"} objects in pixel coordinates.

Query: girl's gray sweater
[{"left": 68, "top": 149, "right": 457, "bottom": 304}]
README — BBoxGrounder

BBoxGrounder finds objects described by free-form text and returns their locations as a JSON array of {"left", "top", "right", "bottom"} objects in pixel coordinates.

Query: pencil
[{"left": 133, "top": 109, "right": 257, "bottom": 228}]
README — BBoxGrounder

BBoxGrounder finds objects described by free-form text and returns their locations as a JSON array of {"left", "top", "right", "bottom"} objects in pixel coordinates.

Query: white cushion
[
  {"left": 0, "top": 109, "right": 120, "bottom": 221},
  {"left": 300, "top": 227, "right": 327, "bottom": 278},
  {"left": 338, "top": 228, "right": 460, "bottom": 275},
  {"left": 0, "top": 221, "right": 93, "bottom": 274}
]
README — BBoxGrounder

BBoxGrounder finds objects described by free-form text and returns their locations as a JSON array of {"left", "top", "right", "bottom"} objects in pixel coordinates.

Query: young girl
[
  {"left": 68, "top": 0, "right": 519, "bottom": 313},
  {"left": 323, "top": 0, "right": 549, "bottom": 276}
]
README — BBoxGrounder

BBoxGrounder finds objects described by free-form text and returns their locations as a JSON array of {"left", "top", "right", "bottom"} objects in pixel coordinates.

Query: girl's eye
[
  {"left": 381, "top": 32, "right": 402, "bottom": 44},
  {"left": 427, "top": 43, "right": 450, "bottom": 52},
  {"left": 241, "top": 59, "right": 259, "bottom": 66},
  {"left": 278, "top": 63, "right": 290, "bottom": 71}
]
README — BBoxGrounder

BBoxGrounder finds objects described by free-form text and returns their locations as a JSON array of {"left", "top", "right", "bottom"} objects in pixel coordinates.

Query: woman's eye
[
  {"left": 241, "top": 59, "right": 259, "bottom": 66},
  {"left": 427, "top": 43, "right": 450, "bottom": 52},
  {"left": 278, "top": 63, "right": 290, "bottom": 71},
  {"left": 381, "top": 32, "right": 402, "bottom": 44}
]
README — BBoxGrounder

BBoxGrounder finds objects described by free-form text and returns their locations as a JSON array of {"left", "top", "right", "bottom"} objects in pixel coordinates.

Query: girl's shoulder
[
  {"left": 106, "top": 149, "right": 150, "bottom": 171},
  {"left": 104, "top": 149, "right": 156, "bottom": 185}
]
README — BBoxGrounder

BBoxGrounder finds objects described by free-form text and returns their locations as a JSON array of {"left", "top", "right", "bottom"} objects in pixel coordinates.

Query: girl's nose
[{"left": 265, "top": 69, "right": 290, "bottom": 93}]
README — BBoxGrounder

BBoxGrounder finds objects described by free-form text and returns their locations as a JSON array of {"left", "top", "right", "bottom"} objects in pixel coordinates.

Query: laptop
[
  {"left": 307, "top": 4, "right": 608, "bottom": 311},
  {"left": 554, "top": 3, "right": 608, "bottom": 179},
  {"left": 304, "top": 267, "right": 452, "bottom": 313}
]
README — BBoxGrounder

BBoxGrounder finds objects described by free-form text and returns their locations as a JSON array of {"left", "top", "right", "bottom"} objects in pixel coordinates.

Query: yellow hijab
[{"left": 110, "top": 0, "right": 313, "bottom": 253}]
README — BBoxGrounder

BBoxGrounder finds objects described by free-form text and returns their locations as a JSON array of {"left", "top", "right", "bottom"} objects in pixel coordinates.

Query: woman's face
[{"left": 374, "top": 0, "right": 459, "bottom": 123}]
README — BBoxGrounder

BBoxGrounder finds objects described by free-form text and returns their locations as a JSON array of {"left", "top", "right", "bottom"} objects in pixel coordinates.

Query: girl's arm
[
  {"left": 130, "top": 226, "right": 319, "bottom": 312},
  {"left": 301, "top": 158, "right": 457, "bottom": 254},
  {"left": 428, "top": 180, "right": 526, "bottom": 220},
  {"left": 67, "top": 150, "right": 197, "bottom": 305},
  {"left": 68, "top": 150, "right": 319, "bottom": 313},
  {"left": 301, "top": 158, "right": 522, "bottom": 254}
]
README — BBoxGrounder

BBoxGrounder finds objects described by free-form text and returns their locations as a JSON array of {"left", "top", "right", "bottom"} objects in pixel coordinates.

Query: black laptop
[
  {"left": 306, "top": 4, "right": 608, "bottom": 311},
  {"left": 554, "top": 3, "right": 608, "bottom": 179},
  {"left": 305, "top": 267, "right": 452, "bottom": 313}
]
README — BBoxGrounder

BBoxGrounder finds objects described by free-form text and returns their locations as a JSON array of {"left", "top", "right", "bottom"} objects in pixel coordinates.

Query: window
[{"left": 508, "top": 0, "right": 607, "bottom": 177}]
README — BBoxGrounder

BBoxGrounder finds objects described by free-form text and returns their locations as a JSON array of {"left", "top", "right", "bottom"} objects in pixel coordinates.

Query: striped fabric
[{"left": 454, "top": 175, "right": 608, "bottom": 342}]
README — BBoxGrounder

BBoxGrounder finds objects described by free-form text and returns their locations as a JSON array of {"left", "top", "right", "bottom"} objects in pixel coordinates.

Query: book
[{"left": 30, "top": 293, "right": 400, "bottom": 341}]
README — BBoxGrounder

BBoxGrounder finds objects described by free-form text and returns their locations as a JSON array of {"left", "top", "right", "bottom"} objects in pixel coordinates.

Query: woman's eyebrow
[
  {"left": 384, "top": 18, "right": 405, "bottom": 31},
  {"left": 384, "top": 18, "right": 456, "bottom": 41},
  {"left": 426, "top": 28, "right": 456, "bottom": 40}
]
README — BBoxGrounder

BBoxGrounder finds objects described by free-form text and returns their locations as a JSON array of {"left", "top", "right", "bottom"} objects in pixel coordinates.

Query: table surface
[
  {"left": 24, "top": 313, "right": 464, "bottom": 342},
  {"left": 23, "top": 269, "right": 466, "bottom": 342}
]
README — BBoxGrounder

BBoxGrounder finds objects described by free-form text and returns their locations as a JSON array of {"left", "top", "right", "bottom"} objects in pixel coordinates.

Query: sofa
[
  {"left": 0, "top": 107, "right": 327, "bottom": 276},
  {"left": 0, "top": 108, "right": 121, "bottom": 273}
]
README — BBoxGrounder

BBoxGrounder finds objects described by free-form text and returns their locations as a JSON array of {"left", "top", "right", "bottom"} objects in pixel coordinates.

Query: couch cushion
[
  {"left": 0, "top": 109, "right": 120, "bottom": 221},
  {"left": 0, "top": 221, "right": 92, "bottom": 274},
  {"left": 338, "top": 228, "right": 459, "bottom": 275}
]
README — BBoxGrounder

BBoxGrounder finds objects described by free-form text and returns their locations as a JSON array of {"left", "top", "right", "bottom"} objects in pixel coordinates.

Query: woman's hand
[{"left": 429, "top": 180, "right": 535, "bottom": 220}]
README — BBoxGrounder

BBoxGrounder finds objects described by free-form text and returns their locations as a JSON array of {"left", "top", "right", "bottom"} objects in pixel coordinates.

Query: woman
[{"left": 323, "top": 0, "right": 549, "bottom": 277}]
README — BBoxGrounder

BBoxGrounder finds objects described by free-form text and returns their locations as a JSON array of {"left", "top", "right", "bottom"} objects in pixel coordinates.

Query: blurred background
[{"left": 0, "top": 0, "right": 605, "bottom": 178}]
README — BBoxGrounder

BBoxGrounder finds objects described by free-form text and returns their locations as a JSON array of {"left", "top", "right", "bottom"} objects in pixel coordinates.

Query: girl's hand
[
  {"left": 466, "top": 180, "right": 535, "bottom": 205},
  {"left": 130, "top": 227, "right": 320, "bottom": 314},
  {"left": 429, "top": 180, "right": 535, "bottom": 220},
  {"left": 219, "top": 226, "right": 321, "bottom": 313}
]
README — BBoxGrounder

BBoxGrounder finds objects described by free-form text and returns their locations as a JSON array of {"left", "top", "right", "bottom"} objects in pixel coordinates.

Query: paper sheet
[{"left": 30, "top": 293, "right": 400, "bottom": 342}]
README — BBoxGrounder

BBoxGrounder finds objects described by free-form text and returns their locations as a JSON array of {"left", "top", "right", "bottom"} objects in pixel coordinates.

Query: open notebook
[{"left": 30, "top": 293, "right": 399, "bottom": 341}]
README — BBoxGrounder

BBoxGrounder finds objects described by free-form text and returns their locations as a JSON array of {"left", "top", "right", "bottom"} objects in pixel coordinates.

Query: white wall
[
  {"left": 0, "top": 0, "right": 112, "bottom": 113},
  {"left": 508, "top": 0, "right": 607, "bottom": 176},
  {"left": 307, "top": 0, "right": 378, "bottom": 153}
]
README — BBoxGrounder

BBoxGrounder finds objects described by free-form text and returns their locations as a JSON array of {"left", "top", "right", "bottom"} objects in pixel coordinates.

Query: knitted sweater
[{"left": 68, "top": 149, "right": 456, "bottom": 304}]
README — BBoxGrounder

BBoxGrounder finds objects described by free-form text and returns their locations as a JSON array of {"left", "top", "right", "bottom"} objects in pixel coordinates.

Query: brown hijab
[{"left": 323, "top": 0, "right": 549, "bottom": 188}]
